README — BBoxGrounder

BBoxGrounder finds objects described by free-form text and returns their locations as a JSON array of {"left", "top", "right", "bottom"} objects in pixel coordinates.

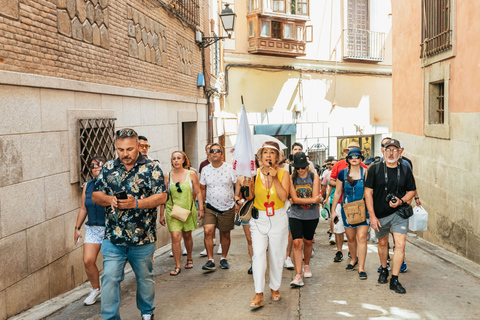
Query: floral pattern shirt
[{"left": 94, "top": 153, "right": 166, "bottom": 246}]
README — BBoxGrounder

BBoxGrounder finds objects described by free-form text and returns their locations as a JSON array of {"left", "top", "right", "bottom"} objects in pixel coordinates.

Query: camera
[{"left": 385, "top": 193, "right": 397, "bottom": 203}]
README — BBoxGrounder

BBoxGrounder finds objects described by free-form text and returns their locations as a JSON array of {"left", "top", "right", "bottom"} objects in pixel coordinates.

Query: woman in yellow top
[{"left": 249, "top": 141, "right": 291, "bottom": 309}]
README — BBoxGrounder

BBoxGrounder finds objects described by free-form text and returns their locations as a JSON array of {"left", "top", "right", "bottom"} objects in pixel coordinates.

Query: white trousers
[{"left": 250, "top": 206, "right": 288, "bottom": 293}]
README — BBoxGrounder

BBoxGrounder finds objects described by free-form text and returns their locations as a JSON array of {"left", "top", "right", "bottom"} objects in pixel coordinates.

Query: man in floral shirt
[{"left": 93, "top": 128, "right": 167, "bottom": 320}]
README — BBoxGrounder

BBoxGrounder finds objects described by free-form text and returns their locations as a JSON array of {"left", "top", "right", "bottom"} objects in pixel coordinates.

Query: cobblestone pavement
[{"left": 18, "top": 219, "right": 480, "bottom": 320}]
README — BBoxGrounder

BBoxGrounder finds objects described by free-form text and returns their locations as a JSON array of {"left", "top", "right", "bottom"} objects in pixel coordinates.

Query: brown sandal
[
  {"left": 185, "top": 259, "right": 193, "bottom": 269},
  {"left": 170, "top": 267, "right": 181, "bottom": 276}
]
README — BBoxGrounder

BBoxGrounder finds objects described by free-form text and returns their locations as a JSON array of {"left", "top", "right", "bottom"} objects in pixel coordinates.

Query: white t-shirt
[{"left": 200, "top": 162, "right": 237, "bottom": 211}]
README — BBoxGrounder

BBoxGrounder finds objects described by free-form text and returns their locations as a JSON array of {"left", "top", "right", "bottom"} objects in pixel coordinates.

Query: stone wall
[
  {"left": 0, "top": 72, "right": 208, "bottom": 318},
  {"left": 0, "top": 0, "right": 205, "bottom": 96},
  {"left": 394, "top": 114, "right": 480, "bottom": 265}
]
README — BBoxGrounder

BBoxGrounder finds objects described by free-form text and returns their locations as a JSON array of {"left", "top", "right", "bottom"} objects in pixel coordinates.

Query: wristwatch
[
  {"left": 75, "top": 226, "right": 81, "bottom": 230},
  {"left": 414, "top": 197, "right": 419, "bottom": 200}
]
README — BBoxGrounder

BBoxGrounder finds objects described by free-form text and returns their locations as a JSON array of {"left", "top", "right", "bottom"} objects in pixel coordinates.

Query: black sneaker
[
  {"left": 333, "top": 251, "right": 343, "bottom": 262},
  {"left": 202, "top": 260, "right": 216, "bottom": 271},
  {"left": 390, "top": 278, "right": 406, "bottom": 294},
  {"left": 378, "top": 268, "right": 389, "bottom": 284},
  {"left": 248, "top": 265, "right": 253, "bottom": 274}
]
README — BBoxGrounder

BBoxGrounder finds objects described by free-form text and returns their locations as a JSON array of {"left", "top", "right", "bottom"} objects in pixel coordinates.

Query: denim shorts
[
  {"left": 375, "top": 213, "right": 408, "bottom": 239},
  {"left": 85, "top": 225, "right": 105, "bottom": 244}
]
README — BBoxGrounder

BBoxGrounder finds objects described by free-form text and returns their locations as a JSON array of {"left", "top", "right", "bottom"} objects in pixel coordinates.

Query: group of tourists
[{"left": 74, "top": 128, "right": 418, "bottom": 319}]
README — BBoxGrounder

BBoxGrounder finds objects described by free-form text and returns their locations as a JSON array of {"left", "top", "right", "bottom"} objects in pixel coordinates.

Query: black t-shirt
[{"left": 365, "top": 162, "right": 416, "bottom": 218}]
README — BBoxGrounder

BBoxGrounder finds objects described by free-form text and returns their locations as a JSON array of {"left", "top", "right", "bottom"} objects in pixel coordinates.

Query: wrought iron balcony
[{"left": 343, "top": 28, "right": 385, "bottom": 61}]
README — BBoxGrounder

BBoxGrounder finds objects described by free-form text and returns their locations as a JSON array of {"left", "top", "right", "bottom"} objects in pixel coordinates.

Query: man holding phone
[{"left": 92, "top": 128, "right": 167, "bottom": 320}]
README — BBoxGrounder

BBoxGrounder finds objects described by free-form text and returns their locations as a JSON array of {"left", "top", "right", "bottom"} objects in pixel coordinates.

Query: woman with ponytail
[{"left": 331, "top": 147, "right": 370, "bottom": 280}]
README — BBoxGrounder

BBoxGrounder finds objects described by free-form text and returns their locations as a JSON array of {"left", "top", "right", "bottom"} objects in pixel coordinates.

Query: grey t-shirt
[{"left": 289, "top": 173, "right": 320, "bottom": 220}]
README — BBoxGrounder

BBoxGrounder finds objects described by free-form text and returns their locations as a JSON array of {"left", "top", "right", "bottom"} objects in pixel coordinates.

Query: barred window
[
  {"left": 173, "top": 0, "right": 201, "bottom": 28},
  {"left": 429, "top": 82, "right": 445, "bottom": 124},
  {"left": 78, "top": 118, "right": 116, "bottom": 187},
  {"left": 421, "top": 0, "right": 452, "bottom": 58}
]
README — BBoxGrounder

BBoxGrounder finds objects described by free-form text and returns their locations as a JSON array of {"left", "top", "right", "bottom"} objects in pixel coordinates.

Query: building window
[
  {"left": 421, "top": 0, "right": 452, "bottom": 58},
  {"left": 78, "top": 118, "right": 116, "bottom": 187},
  {"left": 296, "top": 0, "right": 308, "bottom": 15},
  {"left": 249, "top": 20, "right": 254, "bottom": 37},
  {"left": 429, "top": 82, "right": 444, "bottom": 124},
  {"left": 291, "top": 0, "right": 309, "bottom": 15},
  {"left": 424, "top": 62, "right": 450, "bottom": 139},
  {"left": 296, "top": 25, "right": 304, "bottom": 41},
  {"left": 271, "top": 21, "right": 282, "bottom": 39},
  {"left": 273, "top": 0, "right": 285, "bottom": 12},
  {"left": 249, "top": 0, "right": 259, "bottom": 11},
  {"left": 284, "top": 23, "right": 294, "bottom": 39},
  {"left": 343, "top": 0, "right": 385, "bottom": 61},
  {"left": 261, "top": 20, "right": 270, "bottom": 36},
  {"left": 213, "top": 32, "right": 219, "bottom": 75},
  {"left": 172, "top": 0, "right": 201, "bottom": 28}
]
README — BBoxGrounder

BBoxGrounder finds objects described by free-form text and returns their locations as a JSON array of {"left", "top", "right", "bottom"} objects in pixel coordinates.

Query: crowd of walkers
[{"left": 74, "top": 128, "right": 418, "bottom": 319}]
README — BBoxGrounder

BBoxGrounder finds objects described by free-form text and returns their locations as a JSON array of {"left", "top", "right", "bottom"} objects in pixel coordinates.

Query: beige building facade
[
  {"left": 0, "top": 0, "right": 209, "bottom": 318},
  {"left": 392, "top": 1, "right": 480, "bottom": 264},
  {"left": 211, "top": 0, "right": 393, "bottom": 161}
]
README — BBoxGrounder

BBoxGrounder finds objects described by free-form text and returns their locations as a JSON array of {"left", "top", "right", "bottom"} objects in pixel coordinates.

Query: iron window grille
[
  {"left": 421, "top": 0, "right": 452, "bottom": 58},
  {"left": 173, "top": 0, "right": 201, "bottom": 28},
  {"left": 78, "top": 118, "right": 116, "bottom": 187},
  {"left": 430, "top": 82, "right": 445, "bottom": 124}
]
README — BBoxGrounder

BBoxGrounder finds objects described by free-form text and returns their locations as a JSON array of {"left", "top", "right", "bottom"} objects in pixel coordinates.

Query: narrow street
[{"left": 37, "top": 219, "right": 480, "bottom": 320}]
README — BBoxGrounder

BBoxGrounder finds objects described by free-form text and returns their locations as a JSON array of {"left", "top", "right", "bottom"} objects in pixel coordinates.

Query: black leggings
[{"left": 289, "top": 218, "right": 319, "bottom": 241}]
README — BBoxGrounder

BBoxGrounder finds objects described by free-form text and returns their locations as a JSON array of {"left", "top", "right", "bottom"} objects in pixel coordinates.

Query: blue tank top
[{"left": 85, "top": 179, "right": 106, "bottom": 226}]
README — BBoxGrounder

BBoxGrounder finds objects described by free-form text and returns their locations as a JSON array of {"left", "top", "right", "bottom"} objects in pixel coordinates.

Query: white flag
[{"left": 233, "top": 105, "right": 256, "bottom": 177}]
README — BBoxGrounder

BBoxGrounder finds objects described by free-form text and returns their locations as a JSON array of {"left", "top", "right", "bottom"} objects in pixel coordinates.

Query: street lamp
[{"left": 196, "top": 4, "right": 236, "bottom": 49}]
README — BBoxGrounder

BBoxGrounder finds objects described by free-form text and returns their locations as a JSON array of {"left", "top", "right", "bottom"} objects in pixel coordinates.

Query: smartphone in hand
[
  {"left": 334, "top": 216, "right": 339, "bottom": 224},
  {"left": 115, "top": 190, "right": 128, "bottom": 199}
]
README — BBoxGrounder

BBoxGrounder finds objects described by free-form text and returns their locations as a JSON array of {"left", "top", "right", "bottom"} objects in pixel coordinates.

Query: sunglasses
[
  {"left": 297, "top": 166, "right": 307, "bottom": 170},
  {"left": 347, "top": 155, "right": 361, "bottom": 159},
  {"left": 116, "top": 129, "right": 136, "bottom": 137},
  {"left": 140, "top": 144, "right": 151, "bottom": 149},
  {"left": 210, "top": 149, "right": 222, "bottom": 154},
  {"left": 90, "top": 162, "right": 103, "bottom": 169},
  {"left": 175, "top": 182, "right": 182, "bottom": 193}
]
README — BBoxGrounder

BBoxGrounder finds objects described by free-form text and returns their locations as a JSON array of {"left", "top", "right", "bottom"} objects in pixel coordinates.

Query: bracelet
[
  {"left": 400, "top": 198, "right": 405, "bottom": 204},
  {"left": 414, "top": 197, "right": 419, "bottom": 200},
  {"left": 135, "top": 198, "right": 138, "bottom": 210}
]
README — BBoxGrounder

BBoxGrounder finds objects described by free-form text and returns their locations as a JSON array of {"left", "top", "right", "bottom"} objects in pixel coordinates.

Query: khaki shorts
[{"left": 204, "top": 205, "right": 235, "bottom": 232}]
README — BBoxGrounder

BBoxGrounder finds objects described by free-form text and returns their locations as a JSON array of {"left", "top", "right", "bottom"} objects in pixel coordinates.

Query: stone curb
[{"left": 407, "top": 232, "right": 480, "bottom": 279}]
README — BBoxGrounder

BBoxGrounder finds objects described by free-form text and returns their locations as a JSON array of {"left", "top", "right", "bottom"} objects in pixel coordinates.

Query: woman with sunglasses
[
  {"left": 331, "top": 147, "right": 370, "bottom": 280},
  {"left": 249, "top": 141, "right": 290, "bottom": 309},
  {"left": 160, "top": 151, "right": 204, "bottom": 276},
  {"left": 288, "top": 152, "right": 323, "bottom": 287},
  {"left": 74, "top": 156, "right": 107, "bottom": 306}
]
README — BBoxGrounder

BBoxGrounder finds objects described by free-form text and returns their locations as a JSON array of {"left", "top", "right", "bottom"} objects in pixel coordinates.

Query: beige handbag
[
  {"left": 239, "top": 199, "right": 254, "bottom": 221},
  {"left": 342, "top": 199, "right": 367, "bottom": 225},
  {"left": 170, "top": 204, "right": 191, "bottom": 222}
]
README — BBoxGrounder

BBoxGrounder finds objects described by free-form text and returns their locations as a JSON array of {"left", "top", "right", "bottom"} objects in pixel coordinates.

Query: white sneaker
[
  {"left": 329, "top": 234, "right": 336, "bottom": 244},
  {"left": 141, "top": 315, "right": 153, "bottom": 320},
  {"left": 84, "top": 288, "right": 101, "bottom": 305},
  {"left": 182, "top": 248, "right": 187, "bottom": 256},
  {"left": 284, "top": 257, "right": 294, "bottom": 269},
  {"left": 169, "top": 251, "right": 173, "bottom": 257},
  {"left": 213, "top": 238, "right": 216, "bottom": 246},
  {"left": 217, "top": 245, "right": 222, "bottom": 255},
  {"left": 200, "top": 249, "right": 207, "bottom": 257},
  {"left": 290, "top": 274, "right": 304, "bottom": 287}
]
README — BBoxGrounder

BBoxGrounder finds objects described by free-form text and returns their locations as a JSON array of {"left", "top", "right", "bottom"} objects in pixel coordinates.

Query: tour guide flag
[{"left": 233, "top": 100, "right": 256, "bottom": 178}]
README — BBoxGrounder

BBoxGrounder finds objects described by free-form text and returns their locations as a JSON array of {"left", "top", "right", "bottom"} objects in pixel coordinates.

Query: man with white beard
[{"left": 364, "top": 139, "right": 416, "bottom": 294}]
